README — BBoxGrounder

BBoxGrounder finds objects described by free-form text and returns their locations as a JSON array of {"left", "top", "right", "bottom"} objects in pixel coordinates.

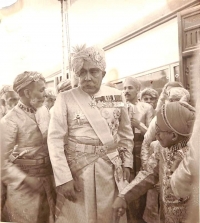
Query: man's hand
[
  {"left": 59, "top": 179, "right": 81, "bottom": 203},
  {"left": 123, "top": 167, "right": 131, "bottom": 182},
  {"left": 131, "top": 118, "right": 140, "bottom": 128},
  {"left": 112, "top": 196, "right": 127, "bottom": 223}
]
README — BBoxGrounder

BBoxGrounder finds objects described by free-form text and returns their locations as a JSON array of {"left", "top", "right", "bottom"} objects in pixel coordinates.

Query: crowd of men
[{"left": 0, "top": 45, "right": 198, "bottom": 223}]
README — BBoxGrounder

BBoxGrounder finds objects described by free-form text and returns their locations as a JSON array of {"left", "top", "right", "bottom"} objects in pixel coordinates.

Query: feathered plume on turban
[{"left": 71, "top": 44, "right": 106, "bottom": 75}]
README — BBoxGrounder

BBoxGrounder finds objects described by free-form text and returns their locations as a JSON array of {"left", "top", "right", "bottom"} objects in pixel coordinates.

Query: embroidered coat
[
  {"left": 48, "top": 85, "right": 134, "bottom": 223},
  {"left": 1, "top": 101, "right": 55, "bottom": 223},
  {"left": 120, "top": 140, "right": 190, "bottom": 223}
]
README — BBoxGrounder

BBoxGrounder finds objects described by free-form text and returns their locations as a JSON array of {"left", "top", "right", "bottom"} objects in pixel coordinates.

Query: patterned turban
[
  {"left": 13, "top": 71, "right": 45, "bottom": 93},
  {"left": 57, "top": 79, "right": 72, "bottom": 93},
  {"left": 140, "top": 88, "right": 159, "bottom": 99},
  {"left": 157, "top": 101, "right": 195, "bottom": 136},
  {"left": 123, "top": 77, "right": 141, "bottom": 91},
  {"left": 71, "top": 44, "right": 106, "bottom": 75},
  {"left": 0, "top": 85, "right": 14, "bottom": 99},
  {"left": 168, "top": 87, "right": 190, "bottom": 103}
]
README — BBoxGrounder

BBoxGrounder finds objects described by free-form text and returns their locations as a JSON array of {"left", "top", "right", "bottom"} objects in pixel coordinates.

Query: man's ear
[
  {"left": 23, "top": 89, "right": 31, "bottom": 98},
  {"left": 102, "top": 71, "right": 106, "bottom": 78},
  {"left": 171, "top": 132, "right": 178, "bottom": 141}
]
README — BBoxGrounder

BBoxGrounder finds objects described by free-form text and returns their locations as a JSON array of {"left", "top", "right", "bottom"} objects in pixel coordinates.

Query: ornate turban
[
  {"left": 71, "top": 44, "right": 106, "bottom": 75},
  {"left": 13, "top": 71, "right": 45, "bottom": 93},
  {"left": 157, "top": 101, "right": 195, "bottom": 136},
  {"left": 57, "top": 79, "right": 72, "bottom": 93},
  {"left": 123, "top": 77, "right": 141, "bottom": 91},
  {"left": 0, "top": 85, "right": 14, "bottom": 99},
  {"left": 140, "top": 88, "right": 159, "bottom": 99},
  {"left": 168, "top": 87, "right": 190, "bottom": 103}
]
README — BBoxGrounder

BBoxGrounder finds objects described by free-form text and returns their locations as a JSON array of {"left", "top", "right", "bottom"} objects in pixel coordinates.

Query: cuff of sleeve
[{"left": 55, "top": 174, "right": 73, "bottom": 187}]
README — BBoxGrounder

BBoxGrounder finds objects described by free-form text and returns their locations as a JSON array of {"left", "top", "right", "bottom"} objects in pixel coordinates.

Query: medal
[
  {"left": 73, "top": 111, "right": 85, "bottom": 125},
  {"left": 101, "top": 109, "right": 110, "bottom": 119}
]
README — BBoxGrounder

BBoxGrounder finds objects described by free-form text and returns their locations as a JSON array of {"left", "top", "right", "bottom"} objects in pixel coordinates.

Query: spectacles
[{"left": 155, "top": 123, "right": 172, "bottom": 135}]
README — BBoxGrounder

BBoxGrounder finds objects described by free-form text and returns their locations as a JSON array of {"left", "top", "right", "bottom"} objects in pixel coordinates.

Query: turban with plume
[{"left": 71, "top": 44, "right": 106, "bottom": 75}]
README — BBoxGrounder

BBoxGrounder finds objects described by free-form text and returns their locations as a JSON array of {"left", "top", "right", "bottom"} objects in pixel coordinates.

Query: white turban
[
  {"left": 71, "top": 44, "right": 106, "bottom": 75},
  {"left": 168, "top": 87, "right": 190, "bottom": 102}
]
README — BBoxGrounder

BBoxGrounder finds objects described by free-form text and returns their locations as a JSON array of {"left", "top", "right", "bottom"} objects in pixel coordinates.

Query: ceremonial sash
[
  {"left": 71, "top": 87, "right": 115, "bottom": 148},
  {"left": 55, "top": 87, "right": 129, "bottom": 218},
  {"left": 71, "top": 87, "right": 129, "bottom": 191}
]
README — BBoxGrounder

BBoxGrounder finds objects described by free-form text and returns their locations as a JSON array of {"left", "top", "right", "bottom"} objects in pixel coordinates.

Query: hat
[
  {"left": 13, "top": 71, "right": 45, "bottom": 93},
  {"left": 0, "top": 85, "right": 14, "bottom": 98},
  {"left": 140, "top": 88, "right": 159, "bottom": 99},
  {"left": 168, "top": 87, "right": 190, "bottom": 102},
  {"left": 123, "top": 77, "right": 141, "bottom": 91},
  {"left": 71, "top": 44, "right": 106, "bottom": 75},
  {"left": 45, "top": 87, "right": 56, "bottom": 98},
  {"left": 57, "top": 79, "right": 72, "bottom": 93},
  {"left": 157, "top": 101, "right": 195, "bottom": 136}
]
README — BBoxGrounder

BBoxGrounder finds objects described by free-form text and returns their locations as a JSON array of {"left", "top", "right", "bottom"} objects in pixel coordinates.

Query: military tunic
[{"left": 48, "top": 85, "right": 134, "bottom": 223}]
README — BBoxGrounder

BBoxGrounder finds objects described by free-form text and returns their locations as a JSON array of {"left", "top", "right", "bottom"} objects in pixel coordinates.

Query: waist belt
[
  {"left": 9, "top": 154, "right": 50, "bottom": 166},
  {"left": 67, "top": 141, "right": 116, "bottom": 155}
]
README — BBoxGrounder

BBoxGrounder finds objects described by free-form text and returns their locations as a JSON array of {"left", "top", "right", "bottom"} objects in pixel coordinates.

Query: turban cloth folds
[
  {"left": 157, "top": 101, "right": 195, "bottom": 136},
  {"left": 140, "top": 88, "right": 159, "bottom": 99},
  {"left": 13, "top": 71, "right": 45, "bottom": 93},
  {"left": 168, "top": 87, "right": 190, "bottom": 103},
  {"left": 123, "top": 77, "right": 141, "bottom": 91},
  {"left": 57, "top": 79, "right": 72, "bottom": 93},
  {"left": 0, "top": 85, "right": 14, "bottom": 99},
  {"left": 71, "top": 44, "right": 106, "bottom": 75}
]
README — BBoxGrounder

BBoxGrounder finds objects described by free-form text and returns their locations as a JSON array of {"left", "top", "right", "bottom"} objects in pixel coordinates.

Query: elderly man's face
[
  {"left": 5, "top": 91, "right": 19, "bottom": 110},
  {"left": 141, "top": 95, "right": 157, "bottom": 109},
  {"left": 78, "top": 60, "right": 105, "bottom": 95},
  {"left": 29, "top": 79, "right": 46, "bottom": 109}
]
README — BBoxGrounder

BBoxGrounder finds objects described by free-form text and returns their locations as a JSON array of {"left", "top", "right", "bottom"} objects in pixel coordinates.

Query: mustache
[{"left": 124, "top": 93, "right": 130, "bottom": 96}]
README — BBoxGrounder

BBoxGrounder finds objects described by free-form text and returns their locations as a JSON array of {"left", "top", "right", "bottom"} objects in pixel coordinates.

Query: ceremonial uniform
[
  {"left": 1, "top": 101, "right": 55, "bottom": 223},
  {"left": 48, "top": 85, "right": 133, "bottom": 223}
]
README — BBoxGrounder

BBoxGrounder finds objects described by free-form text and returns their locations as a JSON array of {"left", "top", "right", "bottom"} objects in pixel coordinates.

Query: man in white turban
[
  {"left": 123, "top": 77, "right": 154, "bottom": 223},
  {"left": 48, "top": 45, "right": 133, "bottom": 223}
]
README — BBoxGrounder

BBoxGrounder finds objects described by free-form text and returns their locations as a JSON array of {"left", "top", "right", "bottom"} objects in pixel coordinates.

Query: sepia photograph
[{"left": 0, "top": 0, "right": 199, "bottom": 222}]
